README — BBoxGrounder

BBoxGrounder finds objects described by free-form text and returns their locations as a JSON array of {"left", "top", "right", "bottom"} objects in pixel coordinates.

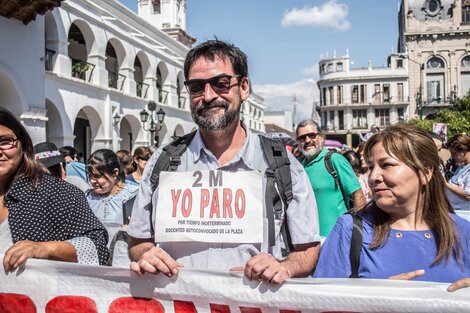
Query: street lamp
[
  {"left": 140, "top": 101, "right": 166, "bottom": 146},
  {"left": 113, "top": 112, "right": 121, "bottom": 126},
  {"left": 402, "top": 55, "right": 424, "bottom": 119}
]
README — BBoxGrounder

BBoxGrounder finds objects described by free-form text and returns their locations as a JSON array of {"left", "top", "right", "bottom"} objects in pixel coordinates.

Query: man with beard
[
  {"left": 127, "top": 40, "right": 321, "bottom": 284},
  {"left": 296, "top": 119, "right": 366, "bottom": 237}
]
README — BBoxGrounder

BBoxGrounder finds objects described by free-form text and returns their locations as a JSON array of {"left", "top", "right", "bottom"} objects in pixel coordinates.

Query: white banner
[
  {"left": 156, "top": 170, "right": 263, "bottom": 243},
  {"left": 1, "top": 258, "right": 470, "bottom": 313}
]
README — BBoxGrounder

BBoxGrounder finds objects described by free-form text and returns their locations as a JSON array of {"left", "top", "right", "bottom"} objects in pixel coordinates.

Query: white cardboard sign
[{"left": 155, "top": 170, "right": 263, "bottom": 243}]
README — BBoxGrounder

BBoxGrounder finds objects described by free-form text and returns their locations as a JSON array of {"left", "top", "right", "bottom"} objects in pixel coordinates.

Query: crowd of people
[{"left": 1, "top": 39, "right": 470, "bottom": 294}]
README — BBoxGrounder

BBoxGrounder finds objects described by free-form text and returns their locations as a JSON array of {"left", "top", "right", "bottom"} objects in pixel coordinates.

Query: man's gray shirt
[{"left": 127, "top": 128, "right": 320, "bottom": 270}]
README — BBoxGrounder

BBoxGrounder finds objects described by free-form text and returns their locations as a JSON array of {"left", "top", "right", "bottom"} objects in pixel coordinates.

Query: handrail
[
  {"left": 159, "top": 89, "right": 169, "bottom": 104},
  {"left": 70, "top": 57, "right": 95, "bottom": 82},
  {"left": 136, "top": 82, "right": 149, "bottom": 98},
  {"left": 45, "top": 49, "right": 55, "bottom": 71},
  {"left": 108, "top": 71, "right": 126, "bottom": 91}
]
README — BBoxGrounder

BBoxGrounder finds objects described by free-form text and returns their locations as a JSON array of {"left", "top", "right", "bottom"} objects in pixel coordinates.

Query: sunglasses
[
  {"left": 136, "top": 155, "right": 150, "bottom": 161},
  {"left": 297, "top": 132, "right": 319, "bottom": 142},
  {"left": 184, "top": 74, "right": 241, "bottom": 95}
]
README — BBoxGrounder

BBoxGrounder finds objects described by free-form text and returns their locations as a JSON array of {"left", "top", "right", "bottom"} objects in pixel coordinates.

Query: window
[
  {"left": 152, "top": 0, "right": 161, "bottom": 14},
  {"left": 352, "top": 110, "right": 367, "bottom": 129},
  {"left": 373, "top": 84, "right": 381, "bottom": 103},
  {"left": 322, "top": 112, "right": 327, "bottom": 127},
  {"left": 352, "top": 85, "right": 359, "bottom": 103},
  {"left": 397, "top": 83, "right": 404, "bottom": 102},
  {"left": 328, "top": 86, "right": 334, "bottom": 105},
  {"left": 462, "top": 1, "right": 470, "bottom": 24},
  {"left": 375, "top": 109, "right": 390, "bottom": 127},
  {"left": 329, "top": 111, "right": 334, "bottom": 130},
  {"left": 336, "top": 62, "right": 343, "bottom": 71},
  {"left": 322, "top": 87, "right": 327, "bottom": 106},
  {"left": 360, "top": 84, "right": 367, "bottom": 103},
  {"left": 383, "top": 84, "right": 390, "bottom": 103},
  {"left": 327, "top": 63, "right": 333, "bottom": 72},
  {"left": 397, "top": 108, "right": 405, "bottom": 121},
  {"left": 337, "top": 85, "right": 343, "bottom": 104},
  {"left": 427, "top": 74, "right": 444, "bottom": 103},
  {"left": 396, "top": 59, "right": 403, "bottom": 68},
  {"left": 461, "top": 55, "right": 470, "bottom": 97},
  {"left": 320, "top": 64, "right": 325, "bottom": 74},
  {"left": 426, "top": 57, "right": 444, "bottom": 69},
  {"left": 338, "top": 110, "right": 344, "bottom": 130}
]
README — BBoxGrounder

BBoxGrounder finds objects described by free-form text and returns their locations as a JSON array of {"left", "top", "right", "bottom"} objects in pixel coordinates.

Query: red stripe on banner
[
  {"left": 108, "top": 297, "right": 164, "bottom": 313},
  {"left": 210, "top": 303, "right": 231, "bottom": 313},
  {"left": 280, "top": 310, "right": 301, "bottom": 313},
  {"left": 0, "top": 293, "right": 36, "bottom": 313},
  {"left": 45, "top": 296, "right": 97, "bottom": 313},
  {"left": 239, "top": 307, "right": 262, "bottom": 313},
  {"left": 174, "top": 300, "right": 198, "bottom": 313}
]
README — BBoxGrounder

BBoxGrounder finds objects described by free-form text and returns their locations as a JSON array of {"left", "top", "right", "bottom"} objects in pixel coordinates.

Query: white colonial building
[
  {"left": 0, "top": 0, "right": 265, "bottom": 157},
  {"left": 316, "top": 52, "right": 410, "bottom": 144}
]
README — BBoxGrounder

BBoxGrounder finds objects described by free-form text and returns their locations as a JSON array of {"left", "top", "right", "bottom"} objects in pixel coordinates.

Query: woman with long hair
[
  {"left": 126, "top": 146, "right": 152, "bottom": 184},
  {"left": 0, "top": 108, "right": 109, "bottom": 270},
  {"left": 314, "top": 124, "right": 470, "bottom": 290}
]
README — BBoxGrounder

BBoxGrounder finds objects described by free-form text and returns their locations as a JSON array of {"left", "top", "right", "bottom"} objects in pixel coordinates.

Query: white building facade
[
  {"left": 316, "top": 52, "right": 409, "bottom": 144},
  {"left": 398, "top": 0, "right": 470, "bottom": 118},
  {"left": 0, "top": 0, "right": 265, "bottom": 157}
]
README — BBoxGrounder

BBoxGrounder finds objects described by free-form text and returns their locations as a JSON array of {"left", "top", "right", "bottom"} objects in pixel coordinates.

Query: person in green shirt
[{"left": 296, "top": 120, "right": 366, "bottom": 237}]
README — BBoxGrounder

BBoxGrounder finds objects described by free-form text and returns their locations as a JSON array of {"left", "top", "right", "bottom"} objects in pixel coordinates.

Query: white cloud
[
  {"left": 253, "top": 79, "right": 319, "bottom": 124},
  {"left": 302, "top": 64, "right": 319, "bottom": 78},
  {"left": 281, "top": 0, "right": 350, "bottom": 31}
]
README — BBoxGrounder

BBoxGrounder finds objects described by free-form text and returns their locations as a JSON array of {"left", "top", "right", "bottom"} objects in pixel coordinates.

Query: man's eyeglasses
[
  {"left": 297, "top": 132, "right": 319, "bottom": 142},
  {"left": 0, "top": 137, "right": 19, "bottom": 151},
  {"left": 184, "top": 74, "right": 241, "bottom": 95}
]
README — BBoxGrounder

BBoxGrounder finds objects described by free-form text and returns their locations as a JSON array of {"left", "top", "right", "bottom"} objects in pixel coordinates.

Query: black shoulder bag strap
[
  {"left": 349, "top": 213, "right": 363, "bottom": 278},
  {"left": 324, "top": 150, "right": 350, "bottom": 210},
  {"left": 147, "top": 130, "right": 197, "bottom": 235},
  {"left": 258, "top": 135, "right": 294, "bottom": 254}
]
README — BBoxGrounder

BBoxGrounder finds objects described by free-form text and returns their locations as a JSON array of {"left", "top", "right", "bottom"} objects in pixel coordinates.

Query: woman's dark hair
[
  {"left": 59, "top": 146, "right": 79, "bottom": 159},
  {"left": 342, "top": 150, "right": 362, "bottom": 175},
  {"left": 446, "top": 133, "right": 470, "bottom": 153},
  {"left": 87, "top": 149, "right": 125, "bottom": 183},
  {"left": 0, "top": 107, "right": 45, "bottom": 189},
  {"left": 116, "top": 149, "right": 134, "bottom": 175}
]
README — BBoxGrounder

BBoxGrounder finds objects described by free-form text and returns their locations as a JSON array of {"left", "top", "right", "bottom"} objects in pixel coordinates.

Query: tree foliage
[{"left": 408, "top": 91, "right": 470, "bottom": 137}]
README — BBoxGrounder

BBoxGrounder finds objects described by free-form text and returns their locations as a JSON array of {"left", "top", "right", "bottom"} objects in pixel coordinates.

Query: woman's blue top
[{"left": 314, "top": 211, "right": 470, "bottom": 283}]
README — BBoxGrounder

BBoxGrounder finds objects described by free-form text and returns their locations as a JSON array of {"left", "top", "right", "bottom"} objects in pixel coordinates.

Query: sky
[{"left": 118, "top": 0, "right": 401, "bottom": 122}]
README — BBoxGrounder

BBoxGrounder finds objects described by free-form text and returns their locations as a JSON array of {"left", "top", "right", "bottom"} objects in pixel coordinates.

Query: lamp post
[
  {"left": 403, "top": 55, "right": 424, "bottom": 119},
  {"left": 140, "top": 101, "right": 166, "bottom": 147}
]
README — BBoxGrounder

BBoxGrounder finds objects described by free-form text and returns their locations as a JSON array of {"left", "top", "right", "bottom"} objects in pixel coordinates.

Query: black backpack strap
[
  {"left": 147, "top": 130, "right": 197, "bottom": 235},
  {"left": 349, "top": 213, "right": 363, "bottom": 278},
  {"left": 107, "top": 230, "right": 129, "bottom": 266},
  {"left": 258, "top": 135, "right": 294, "bottom": 254},
  {"left": 324, "top": 150, "right": 350, "bottom": 210}
]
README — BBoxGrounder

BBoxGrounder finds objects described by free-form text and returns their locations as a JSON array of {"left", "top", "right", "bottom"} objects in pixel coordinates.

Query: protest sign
[{"left": 156, "top": 170, "right": 263, "bottom": 243}]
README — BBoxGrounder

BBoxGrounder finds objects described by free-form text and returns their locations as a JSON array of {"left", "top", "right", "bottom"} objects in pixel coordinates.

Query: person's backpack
[
  {"left": 144, "top": 131, "right": 295, "bottom": 256},
  {"left": 324, "top": 150, "right": 354, "bottom": 210},
  {"left": 349, "top": 213, "right": 363, "bottom": 278}
]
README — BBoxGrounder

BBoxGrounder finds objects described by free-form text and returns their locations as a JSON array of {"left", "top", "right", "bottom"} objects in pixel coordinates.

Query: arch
[
  {"left": 68, "top": 19, "right": 96, "bottom": 56},
  {"left": 173, "top": 124, "right": 184, "bottom": 137},
  {"left": 0, "top": 65, "right": 27, "bottom": 115},
  {"left": 176, "top": 71, "right": 186, "bottom": 109},
  {"left": 425, "top": 57, "right": 445, "bottom": 104},
  {"left": 426, "top": 56, "right": 445, "bottom": 69},
  {"left": 157, "top": 123, "right": 168, "bottom": 146},
  {"left": 44, "top": 12, "right": 59, "bottom": 72},
  {"left": 45, "top": 99, "right": 65, "bottom": 147},
  {"left": 156, "top": 61, "right": 169, "bottom": 104},
  {"left": 136, "top": 50, "right": 151, "bottom": 79},
  {"left": 460, "top": 55, "right": 470, "bottom": 97},
  {"left": 74, "top": 106, "right": 103, "bottom": 158},
  {"left": 119, "top": 114, "right": 142, "bottom": 152},
  {"left": 106, "top": 39, "right": 126, "bottom": 90}
]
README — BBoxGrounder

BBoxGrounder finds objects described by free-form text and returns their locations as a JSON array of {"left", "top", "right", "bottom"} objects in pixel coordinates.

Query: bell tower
[{"left": 137, "top": 0, "right": 195, "bottom": 47}]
